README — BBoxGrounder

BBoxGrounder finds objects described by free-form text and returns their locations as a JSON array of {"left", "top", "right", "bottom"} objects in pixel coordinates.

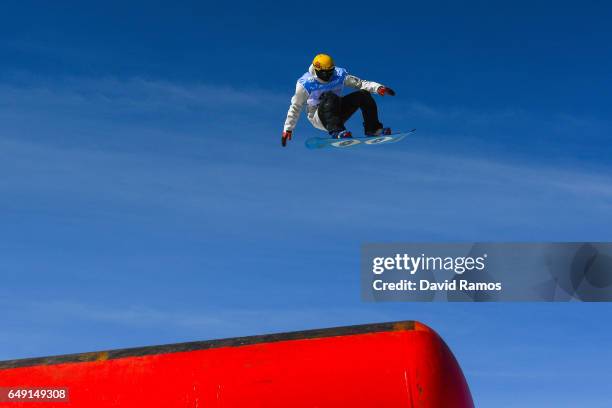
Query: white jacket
[{"left": 284, "top": 65, "right": 384, "bottom": 132}]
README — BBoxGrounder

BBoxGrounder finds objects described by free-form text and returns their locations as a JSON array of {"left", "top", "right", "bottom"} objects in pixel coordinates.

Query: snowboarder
[{"left": 281, "top": 53, "right": 395, "bottom": 147}]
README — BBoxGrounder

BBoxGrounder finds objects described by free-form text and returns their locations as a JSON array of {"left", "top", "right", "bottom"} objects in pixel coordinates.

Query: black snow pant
[{"left": 317, "top": 90, "right": 383, "bottom": 134}]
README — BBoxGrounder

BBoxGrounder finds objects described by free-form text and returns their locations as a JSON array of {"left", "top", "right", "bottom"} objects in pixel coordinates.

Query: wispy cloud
[
  {"left": 1, "top": 131, "right": 611, "bottom": 242},
  {"left": 0, "top": 74, "right": 285, "bottom": 113},
  {"left": 0, "top": 295, "right": 404, "bottom": 358},
  {"left": 382, "top": 98, "right": 612, "bottom": 170},
  {"left": 1, "top": 74, "right": 611, "bottom": 242}
]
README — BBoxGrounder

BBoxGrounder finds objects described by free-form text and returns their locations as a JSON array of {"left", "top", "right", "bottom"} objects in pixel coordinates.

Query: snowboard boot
[
  {"left": 330, "top": 129, "right": 353, "bottom": 139},
  {"left": 365, "top": 127, "right": 392, "bottom": 137}
]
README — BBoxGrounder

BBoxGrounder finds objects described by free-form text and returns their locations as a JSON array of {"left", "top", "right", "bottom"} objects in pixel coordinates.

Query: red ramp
[{"left": 0, "top": 321, "right": 474, "bottom": 407}]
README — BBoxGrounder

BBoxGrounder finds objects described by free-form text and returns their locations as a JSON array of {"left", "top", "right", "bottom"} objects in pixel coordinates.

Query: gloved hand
[
  {"left": 377, "top": 86, "right": 396, "bottom": 96},
  {"left": 281, "top": 130, "right": 292, "bottom": 147}
]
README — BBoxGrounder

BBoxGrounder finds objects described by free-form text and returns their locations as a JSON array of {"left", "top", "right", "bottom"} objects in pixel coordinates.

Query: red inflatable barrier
[{"left": 0, "top": 321, "right": 474, "bottom": 407}]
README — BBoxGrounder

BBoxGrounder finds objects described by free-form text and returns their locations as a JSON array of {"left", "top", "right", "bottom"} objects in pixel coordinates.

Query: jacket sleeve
[
  {"left": 284, "top": 83, "right": 308, "bottom": 131},
  {"left": 344, "top": 74, "right": 383, "bottom": 94}
]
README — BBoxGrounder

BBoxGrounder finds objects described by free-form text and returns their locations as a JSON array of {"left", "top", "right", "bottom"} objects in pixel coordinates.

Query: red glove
[
  {"left": 377, "top": 86, "right": 396, "bottom": 96},
  {"left": 281, "top": 130, "right": 292, "bottom": 147}
]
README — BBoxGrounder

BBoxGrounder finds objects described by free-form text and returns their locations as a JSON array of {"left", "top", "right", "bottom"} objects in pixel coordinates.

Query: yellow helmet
[
  {"left": 312, "top": 54, "right": 335, "bottom": 81},
  {"left": 312, "top": 53, "right": 335, "bottom": 70}
]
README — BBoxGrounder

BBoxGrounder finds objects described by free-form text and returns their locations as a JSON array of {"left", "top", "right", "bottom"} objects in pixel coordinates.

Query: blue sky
[{"left": 1, "top": 1, "right": 612, "bottom": 406}]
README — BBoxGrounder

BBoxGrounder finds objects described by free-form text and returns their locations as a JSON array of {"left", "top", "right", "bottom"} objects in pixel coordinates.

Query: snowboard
[{"left": 305, "top": 129, "right": 415, "bottom": 150}]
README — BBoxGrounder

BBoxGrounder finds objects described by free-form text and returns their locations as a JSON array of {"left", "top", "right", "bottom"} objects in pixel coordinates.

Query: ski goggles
[{"left": 315, "top": 68, "right": 335, "bottom": 81}]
